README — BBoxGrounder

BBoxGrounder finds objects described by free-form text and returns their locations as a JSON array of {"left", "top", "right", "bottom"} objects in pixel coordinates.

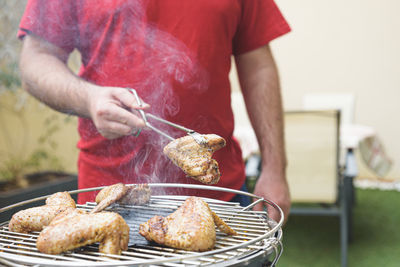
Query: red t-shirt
[{"left": 19, "top": 0, "right": 290, "bottom": 203}]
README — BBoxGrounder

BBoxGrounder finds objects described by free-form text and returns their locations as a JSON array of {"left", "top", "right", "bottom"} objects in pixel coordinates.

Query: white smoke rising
[
  {"left": 120, "top": 0, "right": 209, "bottom": 117},
  {"left": 116, "top": 1, "right": 210, "bottom": 187}
]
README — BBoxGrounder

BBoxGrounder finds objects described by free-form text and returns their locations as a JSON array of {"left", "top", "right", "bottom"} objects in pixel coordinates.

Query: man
[{"left": 18, "top": 0, "right": 290, "bottom": 222}]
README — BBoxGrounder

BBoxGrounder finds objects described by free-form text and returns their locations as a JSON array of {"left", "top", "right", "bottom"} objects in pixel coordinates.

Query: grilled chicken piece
[
  {"left": 8, "top": 192, "right": 76, "bottom": 233},
  {"left": 91, "top": 183, "right": 127, "bottom": 213},
  {"left": 163, "top": 134, "right": 226, "bottom": 184},
  {"left": 119, "top": 183, "right": 151, "bottom": 205},
  {"left": 139, "top": 196, "right": 237, "bottom": 251},
  {"left": 37, "top": 209, "right": 129, "bottom": 255},
  {"left": 92, "top": 183, "right": 151, "bottom": 213},
  {"left": 211, "top": 211, "right": 238, "bottom": 236}
]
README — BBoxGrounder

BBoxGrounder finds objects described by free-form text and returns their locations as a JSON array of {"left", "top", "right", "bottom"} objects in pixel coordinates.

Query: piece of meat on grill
[
  {"left": 91, "top": 183, "right": 151, "bottom": 213},
  {"left": 36, "top": 209, "right": 129, "bottom": 255},
  {"left": 139, "top": 196, "right": 237, "bottom": 252},
  {"left": 163, "top": 134, "right": 226, "bottom": 184},
  {"left": 8, "top": 192, "right": 76, "bottom": 233},
  {"left": 119, "top": 183, "right": 151, "bottom": 204}
]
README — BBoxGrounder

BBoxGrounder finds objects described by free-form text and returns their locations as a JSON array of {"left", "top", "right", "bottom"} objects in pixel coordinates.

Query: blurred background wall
[{"left": 231, "top": 0, "right": 400, "bottom": 181}]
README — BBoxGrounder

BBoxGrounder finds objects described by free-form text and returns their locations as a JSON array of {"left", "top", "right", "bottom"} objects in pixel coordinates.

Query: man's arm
[
  {"left": 19, "top": 34, "right": 147, "bottom": 139},
  {"left": 235, "top": 44, "right": 290, "bottom": 223}
]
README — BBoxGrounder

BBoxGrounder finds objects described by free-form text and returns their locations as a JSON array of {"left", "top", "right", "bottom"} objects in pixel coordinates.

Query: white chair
[
  {"left": 302, "top": 93, "right": 355, "bottom": 126},
  {"left": 231, "top": 90, "right": 357, "bottom": 267},
  {"left": 285, "top": 110, "right": 356, "bottom": 267},
  {"left": 303, "top": 92, "right": 392, "bottom": 178},
  {"left": 285, "top": 110, "right": 339, "bottom": 203}
]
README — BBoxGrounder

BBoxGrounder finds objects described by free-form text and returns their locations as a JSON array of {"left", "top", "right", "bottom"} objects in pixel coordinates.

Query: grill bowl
[{"left": 0, "top": 183, "right": 283, "bottom": 266}]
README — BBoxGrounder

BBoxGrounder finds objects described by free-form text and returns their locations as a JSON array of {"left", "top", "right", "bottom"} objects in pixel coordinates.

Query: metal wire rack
[{"left": 0, "top": 183, "right": 283, "bottom": 266}]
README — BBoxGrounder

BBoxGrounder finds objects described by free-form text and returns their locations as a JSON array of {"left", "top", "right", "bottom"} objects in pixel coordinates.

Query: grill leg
[{"left": 340, "top": 205, "right": 348, "bottom": 267}]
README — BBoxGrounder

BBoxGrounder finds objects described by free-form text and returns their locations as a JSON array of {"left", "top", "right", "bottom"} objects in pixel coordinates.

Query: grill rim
[{"left": 0, "top": 183, "right": 284, "bottom": 266}]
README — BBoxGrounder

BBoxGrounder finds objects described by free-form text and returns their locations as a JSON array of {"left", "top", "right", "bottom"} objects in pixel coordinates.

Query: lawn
[{"left": 278, "top": 188, "right": 400, "bottom": 266}]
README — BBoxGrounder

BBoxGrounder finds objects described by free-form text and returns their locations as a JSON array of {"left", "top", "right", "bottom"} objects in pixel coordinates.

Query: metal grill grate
[{"left": 0, "top": 184, "right": 283, "bottom": 266}]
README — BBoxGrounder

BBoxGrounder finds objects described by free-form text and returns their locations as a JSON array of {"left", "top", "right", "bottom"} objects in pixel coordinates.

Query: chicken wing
[
  {"left": 92, "top": 183, "right": 151, "bottom": 213},
  {"left": 8, "top": 192, "right": 76, "bottom": 233},
  {"left": 36, "top": 209, "right": 129, "bottom": 255},
  {"left": 119, "top": 183, "right": 151, "bottom": 205},
  {"left": 163, "top": 134, "right": 226, "bottom": 184},
  {"left": 139, "top": 196, "right": 236, "bottom": 252}
]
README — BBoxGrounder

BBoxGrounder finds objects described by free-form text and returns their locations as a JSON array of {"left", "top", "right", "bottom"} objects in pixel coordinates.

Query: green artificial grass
[{"left": 278, "top": 188, "right": 400, "bottom": 266}]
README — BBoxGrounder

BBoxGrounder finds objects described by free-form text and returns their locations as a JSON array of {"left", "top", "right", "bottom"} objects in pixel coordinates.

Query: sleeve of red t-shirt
[
  {"left": 233, "top": 0, "right": 291, "bottom": 55},
  {"left": 18, "top": 0, "right": 78, "bottom": 54}
]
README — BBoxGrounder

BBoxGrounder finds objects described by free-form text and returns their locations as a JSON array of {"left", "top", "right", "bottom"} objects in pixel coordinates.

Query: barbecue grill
[{"left": 0, "top": 183, "right": 283, "bottom": 266}]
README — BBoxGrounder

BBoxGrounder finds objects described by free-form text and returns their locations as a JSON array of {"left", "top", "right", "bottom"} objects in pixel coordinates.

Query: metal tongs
[{"left": 128, "top": 88, "right": 207, "bottom": 145}]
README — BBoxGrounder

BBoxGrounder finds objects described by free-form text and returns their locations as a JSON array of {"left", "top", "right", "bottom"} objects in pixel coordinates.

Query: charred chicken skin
[
  {"left": 139, "top": 196, "right": 237, "bottom": 252},
  {"left": 92, "top": 183, "right": 151, "bottom": 213},
  {"left": 36, "top": 209, "right": 129, "bottom": 255},
  {"left": 8, "top": 192, "right": 76, "bottom": 233},
  {"left": 163, "top": 134, "right": 226, "bottom": 184}
]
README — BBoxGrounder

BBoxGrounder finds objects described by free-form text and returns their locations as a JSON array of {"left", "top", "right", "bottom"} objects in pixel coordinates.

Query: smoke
[
  {"left": 115, "top": 0, "right": 209, "bottom": 117},
  {"left": 114, "top": 1, "right": 210, "bottom": 189}
]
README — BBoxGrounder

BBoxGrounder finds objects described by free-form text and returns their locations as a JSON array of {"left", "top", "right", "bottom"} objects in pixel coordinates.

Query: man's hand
[
  {"left": 252, "top": 170, "right": 291, "bottom": 224},
  {"left": 20, "top": 34, "right": 149, "bottom": 140},
  {"left": 87, "top": 86, "right": 149, "bottom": 139}
]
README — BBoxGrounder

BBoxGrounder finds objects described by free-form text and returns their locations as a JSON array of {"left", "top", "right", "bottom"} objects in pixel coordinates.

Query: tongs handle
[
  {"left": 128, "top": 88, "right": 147, "bottom": 123},
  {"left": 147, "top": 113, "right": 207, "bottom": 145},
  {"left": 146, "top": 122, "right": 175, "bottom": 141},
  {"left": 146, "top": 113, "right": 194, "bottom": 134},
  {"left": 127, "top": 88, "right": 206, "bottom": 144},
  {"left": 127, "top": 88, "right": 174, "bottom": 141}
]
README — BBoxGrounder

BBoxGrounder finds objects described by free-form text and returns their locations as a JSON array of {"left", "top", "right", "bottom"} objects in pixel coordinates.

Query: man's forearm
[
  {"left": 20, "top": 35, "right": 94, "bottom": 117},
  {"left": 235, "top": 45, "right": 286, "bottom": 177},
  {"left": 235, "top": 45, "right": 290, "bottom": 221}
]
